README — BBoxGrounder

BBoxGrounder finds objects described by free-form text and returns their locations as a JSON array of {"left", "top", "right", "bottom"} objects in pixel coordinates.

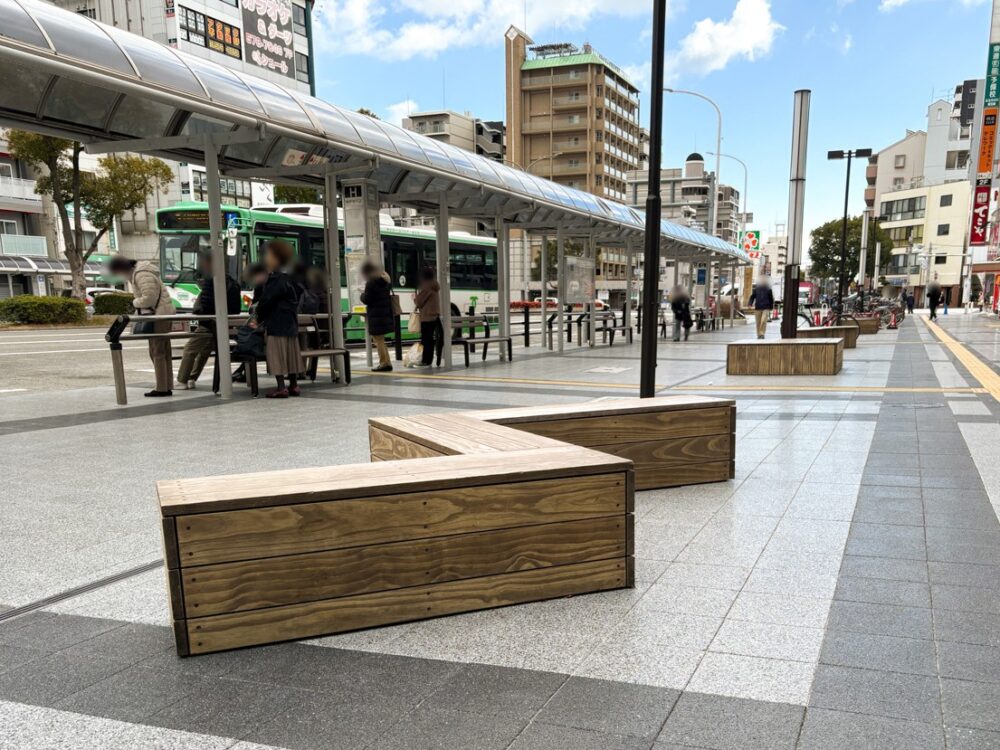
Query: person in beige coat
[{"left": 108, "top": 257, "right": 175, "bottom": 396}]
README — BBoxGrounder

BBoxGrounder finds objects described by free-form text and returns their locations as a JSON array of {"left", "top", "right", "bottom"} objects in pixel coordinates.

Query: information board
[{"left": 241, "top": 0, "right": 295, "bottom": 78}]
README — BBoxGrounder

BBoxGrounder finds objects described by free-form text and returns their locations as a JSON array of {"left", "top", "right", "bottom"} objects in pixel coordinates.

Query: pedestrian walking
[
  {"left": 413, "top": 266, "right": 443, "bottom": 367},
  {"left": 906, "top": 291, "right": 915, "bottom": 315},
  {"left": 108, "top": 256, "right": 175, "bottom": 397},
  {"left": 749, "top": 277, "right": 775, "bottom": 340},
  {"left": 176, "top": 253, "right": 240, "bottom": 390},
  {"left": 927, "top": 282, "right": 942, "bottom": 321},
  {"left": 361, "top": 259, "right": 395, "bottom": 372},
  {"left": 670, "top": 285, "right": 693, "bottom": 341},
  {"left": 255, "top": 240, "right": 303, "bottom": 398}
]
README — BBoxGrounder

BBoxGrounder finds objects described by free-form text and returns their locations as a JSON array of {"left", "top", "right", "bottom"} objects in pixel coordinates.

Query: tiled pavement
[{"left": 3, "top": 314, "right": 1000, "bottom": 749}]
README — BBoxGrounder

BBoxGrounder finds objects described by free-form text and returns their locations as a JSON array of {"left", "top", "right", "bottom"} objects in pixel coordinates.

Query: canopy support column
[
  {"left": 557, "top": 227, "right": 566, "bottom": 354},
  {"left": 205, "top": 146, "right": 232, "bottom": 400},
  {"left": 624, "top": 240, "right": 634, "bottom": 331},
  {"left": 497, "top": 211, "right": 510, "bottom": 360},
  {"left": 437, "top": 199, "right": 453, "bottom": 368},
  {"left": 324, "top": 172, "right": 347, "bottom": 379},
  {"left": 540, "top": 234, "right": 549, "bottom": 349},
  {"left": 588, "top": 231, "right": 596, "bottom": 348}
]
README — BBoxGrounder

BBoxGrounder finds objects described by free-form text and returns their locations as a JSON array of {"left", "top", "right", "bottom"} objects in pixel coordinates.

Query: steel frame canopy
[{"left": 0, "top": 0, "right": 746, "bottom": 259}]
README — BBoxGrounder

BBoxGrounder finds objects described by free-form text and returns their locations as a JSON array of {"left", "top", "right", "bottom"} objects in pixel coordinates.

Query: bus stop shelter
[{"left": 0, "top": 0, "right": 748, "bottom": 396}]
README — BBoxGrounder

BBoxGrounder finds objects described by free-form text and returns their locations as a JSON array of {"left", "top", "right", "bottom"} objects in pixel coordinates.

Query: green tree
[
  {"left": 356, "top": 107, "right": 380, "bottom": 119},
  {"left": 8, "top": 131, "right": 173, "bottom": 298},
  {"left": 808, "top": 215, "right": 894, "bottom": 285},
  {"left": 274, "top": 185, "right": 322, "bottom": 204}
]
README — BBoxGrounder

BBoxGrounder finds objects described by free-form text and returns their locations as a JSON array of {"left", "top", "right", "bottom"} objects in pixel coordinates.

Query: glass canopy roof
[{"left": 0, "top": 0, "right": 746, "bottom": 260}]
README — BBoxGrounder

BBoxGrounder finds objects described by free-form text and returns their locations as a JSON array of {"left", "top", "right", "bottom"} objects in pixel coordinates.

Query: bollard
[
  {"left": 394, "top": 315, "right": 403, "bottom": 361},
  {"left": 110, "top": 343, "right": 127, "bottom": 406}
]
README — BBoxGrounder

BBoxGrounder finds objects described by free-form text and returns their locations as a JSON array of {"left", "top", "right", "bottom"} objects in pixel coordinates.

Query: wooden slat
[
  {"left": 370, "top": 414, "right": 562, "bottom": 456},
  {"left": 797, "top": 326, "right": 858, "bottom": 348},
  {"left": 590, "top": 434, "right": 732, "bottom": 469},
  {"left": 506, "top": 407, "right": 734, "bottom": 446},
  {"left": 183, "top": 557, "right": 628, "bottom": 655},
  {"left": 158, "top": 446, "right": 631, "bottom": 515},
  {"left": 625, "top": 459, "right": 733, "bottom": 491},
  {"left": 161, "top": 517, "right": 180, "bottom": 570},
  {"left": 727, "top": 339, "right": 843, "bottom": 376},
  {"left": 175, "top": 472, "right": 629, "bottom": 567},
  {"left": 182, "top": 516, "right": 627, "bottom": 617},
  {"left": 467, "top": 395, "right": 735, "bottom": 425},
  {"left": 368, "top": 426, "right": 443, "bottom": 461}
]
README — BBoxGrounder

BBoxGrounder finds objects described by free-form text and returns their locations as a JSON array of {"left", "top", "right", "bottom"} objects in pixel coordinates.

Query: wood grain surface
[
  {"left": 504, "top": 407, "right": 734, "bottom": 446},
  {"left": 726, "top": 339, "right": 844, "bottom": 376}
]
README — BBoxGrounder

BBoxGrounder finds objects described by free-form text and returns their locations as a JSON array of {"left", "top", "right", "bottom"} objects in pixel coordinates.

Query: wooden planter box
[
  {"left": 727, "top": 338, "right": 844, "bottom": 376},
  {"left": 797, "top": 325, "right": 858, "bottom": 349},
  {"left": 855, "top": 317, "right": 880, "bottom": 334}
]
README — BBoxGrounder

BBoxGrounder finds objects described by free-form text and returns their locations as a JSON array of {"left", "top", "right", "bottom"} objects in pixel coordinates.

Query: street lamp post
[
  {"left": 828, "top": 148, "right": 872, "bottom": 323},
  {"left": 665, "top": 88, "right": 723, "bottom": 238},
  {"left": 706, "top": 151, "right": 748, "bottom": 239}
]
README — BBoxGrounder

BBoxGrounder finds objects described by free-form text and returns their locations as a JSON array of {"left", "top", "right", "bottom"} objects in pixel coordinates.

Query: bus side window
[
  {"left": 390, "top": 240, "right": 419, "bottom": 289},
  {"left": 484, "top": 249, "right": 498, "bottom": 290}
]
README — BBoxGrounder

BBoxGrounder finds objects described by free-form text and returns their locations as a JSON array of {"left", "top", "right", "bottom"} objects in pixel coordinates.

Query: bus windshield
[{"left": 160, "top": 234, "right": 210, "bottom": 284}]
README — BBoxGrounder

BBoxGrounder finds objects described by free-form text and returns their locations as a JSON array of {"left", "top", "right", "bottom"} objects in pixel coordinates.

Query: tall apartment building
[
  {"left": 626, "top": 154, "right": 743, "bottom": 244},
  {"left": 505, "top": 28, "right": 641, "bottom": 203},
  {"left": 395, "top": 110, "right": 505, "bottom": 233},
  {"left": 46, "top": 0, "right": 316, "bottom": 260},
  {"left": 867, "top": 82, "right": 977, "bottom": 306}
]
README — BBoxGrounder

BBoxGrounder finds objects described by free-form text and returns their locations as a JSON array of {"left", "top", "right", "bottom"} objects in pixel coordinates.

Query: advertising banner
[
  {"left": 241, "top": 0, "right": 295, "bottom": 78},
  {"left": 564, "top": 256, "right": 595, "bottom": 304},
  {"left": 739, "top": 230, "right": 760, "bottom": 256},
  {"left": 971, "top": 180, "right": 992, "bottom": 246}
]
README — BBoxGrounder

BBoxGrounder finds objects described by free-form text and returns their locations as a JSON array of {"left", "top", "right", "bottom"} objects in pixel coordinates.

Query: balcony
[
  {"left": 548, "top": 162, "right": 589, "bottom": 176},
  {"left": 0, "top": 234, "right": 48, "bottom": 256},
  {"left": 0, "top": 176, "right": 43, "bottom": 213},
  {"left": 522, "top": 119, "right": 588, "bottom": 134},
  {"left": 551, "top": 94, "right": 589, "bottom": 110},
  {"left": 552, "top": 139, "right": 588, "bottom": 153}
]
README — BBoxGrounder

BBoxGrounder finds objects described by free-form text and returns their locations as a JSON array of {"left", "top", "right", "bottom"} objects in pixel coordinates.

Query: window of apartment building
[
  {"left": 595, "top": 109, "right": 603, "bottom": 119},
  {"left": 935, "top": 255, "right": 948, "bottom": 265},
  {"left": 595, "top": 131, "right": 603, "bottom": 141},
  {"left": 295, "top": 52, "right": 310, "bottom": 84},
  {"left": 945, "top": 150, "right": 970, "bottom": 170},
  {"left": 567, "top": 115, "right": 581, "bottom": 124},
  {"left": 881, "top": 195, "right": 926, "bottom": 221},
  {"left": 940, "top": 194, "right": 953, "bottom": 207},
  {"left": 595, "top": 154, "right": 602, "bottom": 164},
  {"left": 568, "top": 136, "right": 580, "bottom": 146},
  {"left": 893, "top": 177, "right": 905, "bottom": 188},
  {"left": 595, "top": 85, "right": 603, "bottom": 96},
  {"left": 888, "top": 225, "right": 923, "bottom": 244},
  {"left": 595, "top": 176, "right": 602, "bottom": 185},
  {"left": 179, "top": 7, "right": 241, "bottom": 58},
  {"left": 292, "top": 3, "right": 307, "bottom": 35},
  {"left": 937, "top": 223, "right": 950, "bottom": 236},
  {"left": 567, "top": 91, "right": 581, "bottom": 101},
  {"left": 568, "top": 159, "right": 580, "bottom": 168},
  {"left": 0, "top": 220, "right": 18, "bottom": 234},
  {"left": 894, "top": 154, "right": 906, "bottom": 168},
  {"left": 0, "top": 164, "right": 13, "bottom": 179}
]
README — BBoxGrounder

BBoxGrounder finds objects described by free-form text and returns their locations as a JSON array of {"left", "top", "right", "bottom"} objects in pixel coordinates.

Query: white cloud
[
  {"left": 667, "top": 0, "right": 784, "bottom": 78},
  {"left": 880, "top": 0, "right": 987, "bottom": 10},
  {"left": 842, "top": 33, "right": 853, "bottom": 54},
  {"left": 313, "top": 0, "right": 660, "bottom": 61},
  {"left": 385, "top": 99, "right": 420, "bottom": 125},
  {"left": 621, "top": 61, "right": 652, "bottom": 92}
]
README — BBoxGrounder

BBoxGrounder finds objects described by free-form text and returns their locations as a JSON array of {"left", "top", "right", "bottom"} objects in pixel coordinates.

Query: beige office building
[{"left": 505, "top": 28, "right": 641, "bottom": 203}]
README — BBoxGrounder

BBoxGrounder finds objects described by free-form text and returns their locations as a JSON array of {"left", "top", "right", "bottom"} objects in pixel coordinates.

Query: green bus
[{"left": 155, "top": 202, "right": 498, "bottom": 340}]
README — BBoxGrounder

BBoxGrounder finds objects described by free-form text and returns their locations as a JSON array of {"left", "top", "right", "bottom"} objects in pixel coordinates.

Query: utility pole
[
  {"left": 780, "top": 90, "right": 811, "bottom": 339},
  {"left": 828, "top": 147, "right": 873, "bottom": 323}
]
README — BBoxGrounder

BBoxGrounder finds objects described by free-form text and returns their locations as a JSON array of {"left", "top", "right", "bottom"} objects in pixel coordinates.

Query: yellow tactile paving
[{"left": 922, "top": 316, "right": 1000, "bottom": 403}]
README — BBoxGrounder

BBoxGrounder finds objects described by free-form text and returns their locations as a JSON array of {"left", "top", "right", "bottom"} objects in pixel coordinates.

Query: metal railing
[
  {"left": 0, "top": 234, "right": 47, "bottom": 256},
  {"left": 0, "top": 176, "right": 41, "bottom": 204}
]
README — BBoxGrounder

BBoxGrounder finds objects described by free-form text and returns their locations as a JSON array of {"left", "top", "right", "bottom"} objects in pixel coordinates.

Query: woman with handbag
[
  {"left": 413, "top": 266, "right": 442, "bottom": 368},
  {"left": 108, "top": 256, "right": 174, "bottom": 397},
  {"left": 360, "top": 260, "right": 395, "bottom": 372},
  {"left": 255, "top": 240, "right": 303, "bottom": 398}
]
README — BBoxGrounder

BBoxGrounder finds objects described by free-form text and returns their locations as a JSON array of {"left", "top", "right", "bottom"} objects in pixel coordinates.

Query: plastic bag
[{"left": 403, "top": 342, "right": 424, "bottom": 367}]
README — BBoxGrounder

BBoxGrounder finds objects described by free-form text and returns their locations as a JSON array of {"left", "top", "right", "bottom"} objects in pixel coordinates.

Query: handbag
[
  {"left": 407, "top": 308, "right": 422, "bottom": 334},
  {"left": 390, "top": 293, "right": 402, "bottom": 317},
  {"left": 233, "top": 324, "right": 266, "bottom": 359},
  {"left": 133, "top": 312, "right": 155, "bottom": 335}
]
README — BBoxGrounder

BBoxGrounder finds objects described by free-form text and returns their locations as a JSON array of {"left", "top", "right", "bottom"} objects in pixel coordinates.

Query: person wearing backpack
[{"left": 255, "top": 240, "right": 303, "bottom": 398}]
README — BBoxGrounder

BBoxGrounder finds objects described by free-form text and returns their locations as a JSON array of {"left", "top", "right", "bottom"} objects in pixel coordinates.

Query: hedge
[
  {"left": 0, "top": 295, "right": 87, "bottom": 324},
  {"left": 93, "top": 292, "right": 133, "bottom": 316}
]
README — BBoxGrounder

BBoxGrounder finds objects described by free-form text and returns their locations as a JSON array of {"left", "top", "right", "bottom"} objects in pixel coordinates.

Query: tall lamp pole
[
  {"left": 707, "top": 151, "right": 748, "bottom": 238},
  {"left": 640, "top": 0, "right": 668, "bottom": 399},
  {"left": 828, "top": 148, "right": 872, "bottom": 323},
  {"left": 666, "top": 89, "right": 723, "bottom": 237}
]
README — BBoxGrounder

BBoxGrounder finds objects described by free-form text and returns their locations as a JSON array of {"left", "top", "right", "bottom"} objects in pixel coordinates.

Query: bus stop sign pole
[{"left": 640, "top": 0, "right": 668, "bottom": 398}]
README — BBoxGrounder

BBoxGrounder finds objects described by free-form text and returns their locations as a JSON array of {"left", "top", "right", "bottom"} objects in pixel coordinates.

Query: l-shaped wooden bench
[{"left": 158, "top": 395, "right": 736, "bottom": 656}]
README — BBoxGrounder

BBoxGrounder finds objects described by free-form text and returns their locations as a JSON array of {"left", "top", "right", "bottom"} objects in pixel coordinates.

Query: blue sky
[{"left": 311, "top": 0, "right": 991, "bottom": 247}]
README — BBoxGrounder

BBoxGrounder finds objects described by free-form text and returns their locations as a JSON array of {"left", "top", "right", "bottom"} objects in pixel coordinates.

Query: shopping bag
[
  {"left": 403, "top": 342, "right": 424, "bottom": 367},
  {"left": 407, "top": 309, "right": 422, "bottom": 334}
]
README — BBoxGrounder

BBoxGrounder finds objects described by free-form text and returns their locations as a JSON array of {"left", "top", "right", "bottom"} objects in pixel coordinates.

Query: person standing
[
  {"left": 108, "top": 256, "right": 175, "bottom": 397},
  {"left": 670, "top": 285, "right": 693, "bottom": 342},
  {"left": 749, "top": 278, "right": 775, "bottom": 340},
  {"left": 255, "top": 240, "right": 303, "bottom": 398},
  {"left": 927, "top": 282, "right": 942, "bottom": 321},
  {"left": 906, "top": 291, "right": 915, "bottom": 315},
  {"left": 414, "top": 266, "right": 442, "bottom": 367},
  {"left": 176, "top": 253, "right": 240, "bottom": 389},
  {"left": 361, "top": 260, "right": 394, "bottom": 372}
]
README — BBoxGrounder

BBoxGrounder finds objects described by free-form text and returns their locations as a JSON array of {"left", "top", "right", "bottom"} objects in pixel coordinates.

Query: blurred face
[{"left": 264, "top": 248, "right": 281, "bottom": 271}]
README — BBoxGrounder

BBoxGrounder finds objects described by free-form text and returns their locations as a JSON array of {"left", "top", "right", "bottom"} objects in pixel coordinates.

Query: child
[{"left": 255, "top": 241, "right": 303, "bottom": 398}]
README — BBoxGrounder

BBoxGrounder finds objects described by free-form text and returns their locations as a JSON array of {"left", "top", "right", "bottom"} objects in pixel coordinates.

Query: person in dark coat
[
  {"left": 361, "top": 259, "right": 395, "bottom": 372},
  {"left": 255, "top": 240, "right": 303, "bottom": 398},
  {"left": 670, "top": 285, "right": 693, "bottom": 341},
  {"left": 927, "top": 282, "right": 942, "bottom": 321},
  {"left": 176, "top": 253, "right": 241, "bottom": 389},
  {"left": 749, "top": 278, "right": 775, "bottom": 339}
]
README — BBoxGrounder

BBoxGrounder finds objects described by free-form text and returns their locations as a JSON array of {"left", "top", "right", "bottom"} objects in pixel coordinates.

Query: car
[{"left": 61, "top": 286, "right": 125, "bottom": 314}]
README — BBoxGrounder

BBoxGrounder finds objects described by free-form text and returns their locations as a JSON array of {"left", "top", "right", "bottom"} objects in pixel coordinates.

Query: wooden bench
[
  {"left": 450, "top": 315, "right": 512, "bottom": 367},
  {"left": 855, "top": 317, "right": 880, "bottom": 334},
  {"left": 797, "top": 324, "right": 859, "bottom": 349},
  {"left": 371, "top": 396, "right": 737, "bottom": 492},
  {"left": 727, "top": 338, "right": 844, "bottom": 376},
  {"left": 159, "top": 447, "right": 633, "bottom": 656}
]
